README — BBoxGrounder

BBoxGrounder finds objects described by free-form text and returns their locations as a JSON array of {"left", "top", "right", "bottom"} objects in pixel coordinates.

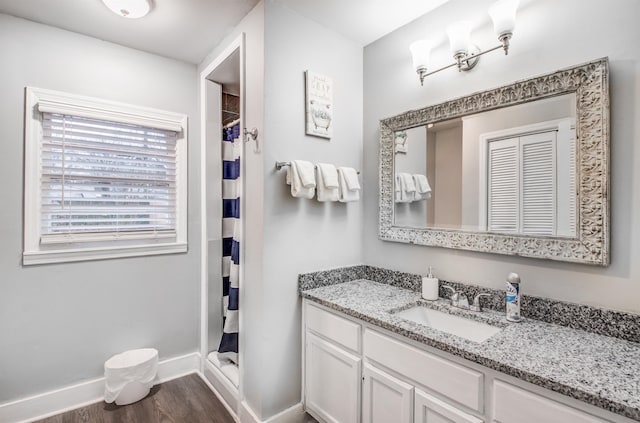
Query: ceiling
[
  {"left": 0, "top": 0, "right": 451, "bottom": 64},
  {"left": 0, "top": 0, "right": 260, "bottom": 64},
  {"left": 279, "top": 0, "right": 451, "bottom": 46}
]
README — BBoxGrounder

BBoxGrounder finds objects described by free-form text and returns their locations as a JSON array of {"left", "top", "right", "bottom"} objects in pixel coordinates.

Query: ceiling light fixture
[
  {"left": 410, "top": 0, "right": 519, "bottom": 86},
  {"left": 101, "top": 0, "right": 152, "bottom": 19}
]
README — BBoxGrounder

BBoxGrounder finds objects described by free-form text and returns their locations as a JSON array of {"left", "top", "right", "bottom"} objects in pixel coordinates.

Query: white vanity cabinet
[
  {"left": 414, "top": 389, "right": 483, "bottom": 423},
  {"left": 304, "top": 302, "right": 362, "bottom": 423},
  {"left": 302, "top": 300, "right": 627, "bottom": 423},
  {"left": 361, "top": 363, "right": 481, "bottom": 423},
  {"left": 492, "top": 380, "right": 609, "bottom": 423},
  {"left": 362, "top": 363, "right": 413, "bottom": 423},
  {"left": 305, "top": 332, "right": 361, "bottom": 423}
]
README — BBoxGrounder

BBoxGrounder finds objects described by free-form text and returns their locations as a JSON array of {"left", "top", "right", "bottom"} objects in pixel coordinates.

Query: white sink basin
[{"left": 394, "top": 306, "right": 502, "bottom": 343}]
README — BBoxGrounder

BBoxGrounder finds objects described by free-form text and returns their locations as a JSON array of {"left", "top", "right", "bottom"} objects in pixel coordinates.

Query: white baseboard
[
  {"left": 203, "top": 359, "right": 240, "bottom": 414},
  {"left": 200, "top": 362, "right": 306, "bottom": 423},
  {"left": 264, "top": 403, "right": 307, "bottom": 423},
  {"left": 0, "top": 352, "right": 201, "bottom": 423},
  {"left": 238, "top": 400, "right": 261, "bottom": 423},
  {"left": 238, "top": 401, "right": 308, "bottom": 423},
  {"left": 156, "top": 352, "right": 201, "bottom": 383}
]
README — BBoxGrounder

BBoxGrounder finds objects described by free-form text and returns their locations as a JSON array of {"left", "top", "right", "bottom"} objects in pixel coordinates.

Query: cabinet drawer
[
  {"left": 305, "top": 302, "right": 361, "bottom": 353},
  {"left": 493, "top": 380, "right": 609, "bottom": 423},
  {"left": 415, "top": 389, "right": 483, "bottom": 423},
  {"left": 364, "top": 329, "right": 484, "bottom": 412}
]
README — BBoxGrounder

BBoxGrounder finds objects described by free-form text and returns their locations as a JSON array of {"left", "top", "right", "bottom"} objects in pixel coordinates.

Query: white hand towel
[
  {"left": 337, "top": 167, "right": 360, "bottom": 203},
  {"left": 401, "top": 173, "right": 416, "bottom": 193},
  {"left": 317, "top": 163, "right": 339, "bottom": 188},
  {"left": 293, "top": 160, "right": 316, "bottom": 188},
  {"left": 316, "top": 163, "right": 339, "bottom": 202},
  {"left": 290, "top": 161, "right": 315, "bottom": 199},
  {"left": 395, "top": 173, "right": 416, "bottom": 203},
  {"left": 413, "top": 174, "right": 432, "bottom": 200},
  {"left": 285, "top": 167, "right": 292, "bottom": 185},
  {"left": 395, "top": 174, "right": 405, "bottom": 203},
  {"left": 342, "top": 167, "right": 360, "bottom": 191}
]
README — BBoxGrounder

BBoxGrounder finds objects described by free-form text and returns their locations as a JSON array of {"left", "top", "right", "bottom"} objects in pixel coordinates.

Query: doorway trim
[{"left": 199, "top": 32, "right": 246, "bottom": 406}]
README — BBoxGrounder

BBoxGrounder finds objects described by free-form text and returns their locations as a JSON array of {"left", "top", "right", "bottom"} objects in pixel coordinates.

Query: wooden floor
[{"left": 34, "top": 373, "right": 236, "bottom": 423}]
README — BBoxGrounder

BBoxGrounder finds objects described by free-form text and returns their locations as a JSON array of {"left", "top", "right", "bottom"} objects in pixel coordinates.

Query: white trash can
[{"left": 104, "top": 348, "right": 158, "bottom": 406}]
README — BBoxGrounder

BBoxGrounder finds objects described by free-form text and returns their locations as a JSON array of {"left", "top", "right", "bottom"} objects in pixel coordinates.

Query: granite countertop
[{"left": 301, "top": 279, "right": 640, "bottom": 421}]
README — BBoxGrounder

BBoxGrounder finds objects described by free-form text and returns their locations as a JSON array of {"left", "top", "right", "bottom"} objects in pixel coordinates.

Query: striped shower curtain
[{"left": 219, "top": 120, "right": 240, "bottom": 364}]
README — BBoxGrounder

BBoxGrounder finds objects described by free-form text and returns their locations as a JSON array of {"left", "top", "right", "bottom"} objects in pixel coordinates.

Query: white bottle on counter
[
  {"left": 422, "top": 266, "right": 439, "bottom": 301},
  {"left": 506, "top": 272, "right": 522, "bottom": 322}
]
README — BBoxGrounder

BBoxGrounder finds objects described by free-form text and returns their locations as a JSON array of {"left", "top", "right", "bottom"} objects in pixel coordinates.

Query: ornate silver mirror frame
[{"left": 379, "top": 58, "right": 610, "bottom": 266}]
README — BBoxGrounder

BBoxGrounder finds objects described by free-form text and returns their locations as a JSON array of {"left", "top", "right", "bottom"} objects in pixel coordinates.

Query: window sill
[{"left": 22, "top": 242, "right": 188, "bottom": 266}]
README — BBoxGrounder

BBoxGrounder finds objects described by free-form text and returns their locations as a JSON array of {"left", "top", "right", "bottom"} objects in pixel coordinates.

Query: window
[{"left": 24, "top": 87, "right": 188, "bottom": 265}]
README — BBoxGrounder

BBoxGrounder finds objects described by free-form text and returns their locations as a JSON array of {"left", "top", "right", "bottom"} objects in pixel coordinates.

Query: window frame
[{"left": 23, "top": 87, "right": 188, "bottom": 265}]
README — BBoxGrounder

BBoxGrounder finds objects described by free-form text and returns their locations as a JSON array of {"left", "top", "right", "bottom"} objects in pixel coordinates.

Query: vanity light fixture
[
  {"left": 411, "top": 0, "right": 519, "bottom": 85},
  {"left": 101, "top": 0, "right": 151, "bottom": 19}
]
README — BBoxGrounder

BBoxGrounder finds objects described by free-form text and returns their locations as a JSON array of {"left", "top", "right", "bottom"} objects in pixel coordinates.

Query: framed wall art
[{"left": 305, "top": 71, "right": 333, "bottom": 139}]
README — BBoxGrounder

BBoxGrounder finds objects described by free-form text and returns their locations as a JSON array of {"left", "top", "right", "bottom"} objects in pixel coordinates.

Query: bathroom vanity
[
  {"left": 299, "top": 271, "right": 640, "bottom": 423},
  {"left": 297, "top": 56, "right": 630, "bottom": 423}
]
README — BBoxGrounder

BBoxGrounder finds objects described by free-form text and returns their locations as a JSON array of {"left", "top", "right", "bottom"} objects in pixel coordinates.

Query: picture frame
[
  {"left": 394, "top": 131, "right": 408, "bottom": 154},
  {"left": 305, "top": 70, "right": 333, "bottom": 139}
]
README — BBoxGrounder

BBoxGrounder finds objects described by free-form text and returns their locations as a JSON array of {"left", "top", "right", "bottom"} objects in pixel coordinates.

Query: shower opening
[{"left": 202, "top": 42, "right": 243, "bottom": 390}]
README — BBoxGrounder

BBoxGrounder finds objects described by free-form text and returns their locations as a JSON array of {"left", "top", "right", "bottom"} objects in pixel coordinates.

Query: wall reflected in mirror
[{"left": 394, "top": 93, "right": 577, "bottom": 238}]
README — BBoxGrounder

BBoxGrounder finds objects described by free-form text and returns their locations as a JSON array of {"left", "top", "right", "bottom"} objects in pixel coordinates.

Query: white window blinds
[{"left": 40, "top": 112, "right": 179, "bottom": 243}]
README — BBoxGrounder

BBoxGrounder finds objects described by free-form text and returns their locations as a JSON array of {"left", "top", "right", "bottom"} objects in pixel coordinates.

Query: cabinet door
[
  {"left": 362, "top": 363, "right": 413, "bottom": 423},
  {"left": 492, "top": 381, "right": 608, "bottom": 423},
  {"left": 415, "top": 389, "right": 483, "bottom": 423},
  {"left": 305, "top": 332, "right": 361, "bottom": 423}
]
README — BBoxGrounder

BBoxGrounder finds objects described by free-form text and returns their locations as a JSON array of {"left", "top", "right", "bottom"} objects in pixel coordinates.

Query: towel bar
[{"left": 275, "top": 161, "right": 360, "bottom": 175}]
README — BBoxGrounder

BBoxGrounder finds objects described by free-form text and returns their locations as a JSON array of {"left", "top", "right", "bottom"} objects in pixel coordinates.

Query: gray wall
[
  {"left": 0, "top": 15, "right": 200, "bottom": 402},
  {"left": 198, "top": 2, "right": 266, "bottom": 416},
  {"left": 433, "top": 125, "right": 463, "bottom": 228},
  {"left": 363, "top": 0, "right": 640, "bottom": 313},
  {"left": 395, "top": 126, "right": 428, "bottom": 227},
  {"left": 260, "top": 1, "right": 364, "bottom": 418},
  {"left": 199, "top": 5, "right": 363, "bottom": 418}
]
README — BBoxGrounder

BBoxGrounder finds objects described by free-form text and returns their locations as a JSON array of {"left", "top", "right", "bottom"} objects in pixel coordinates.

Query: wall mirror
[{"left": 379, "top": 59, "right": 609, "bottom": 265}]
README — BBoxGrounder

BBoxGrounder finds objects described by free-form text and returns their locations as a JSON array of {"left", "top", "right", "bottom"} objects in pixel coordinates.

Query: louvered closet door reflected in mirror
[{"left": 485, "top": 124, "right": 576, "bottom": 237}]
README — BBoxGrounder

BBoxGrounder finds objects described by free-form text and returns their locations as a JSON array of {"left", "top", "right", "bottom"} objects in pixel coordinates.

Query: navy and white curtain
[{"left": 219, "top": 120, "right": 240, "bottom": 364}]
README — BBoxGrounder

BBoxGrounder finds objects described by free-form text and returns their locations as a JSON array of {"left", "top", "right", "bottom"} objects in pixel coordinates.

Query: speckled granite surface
[
  {"left": 298, "top": 265, "right": 367, "bottom": 291},
  {"left": 301, "top": 280, "right": 640, "bottom": 421},
  {"left": 438, "top": 280, "right": 640, "bottom": 344},
  {"left": 299, "top": 265, "right": 640, "bottom": 344},
  {"left": 299, "top": 265, "right": 422, "bottom": 292}
]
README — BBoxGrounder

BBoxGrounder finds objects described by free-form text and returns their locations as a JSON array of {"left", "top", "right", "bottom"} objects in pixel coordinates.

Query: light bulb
[
  {"left": 101, "top": 0, "right": 151, "bottom": 19},
  {"left": 489, "top": 0, "right": 519, "bottom": 38},
  {"left": 410, "top": 40, "right": 433, "bottom": 71},
  {"left": 446, "top": 21, "right": 473, "bottom": 56}
]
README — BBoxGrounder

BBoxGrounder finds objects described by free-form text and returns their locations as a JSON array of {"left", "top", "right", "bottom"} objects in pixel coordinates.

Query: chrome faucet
[
  {"left": 443, "top": 286, "right": 491, "bottom": 312},
  {"left": 442, "top": 286, "right": 469, "bottom": 309},
  {"left": 470, "top": 293, "right": 492, "bottom": 312}
]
